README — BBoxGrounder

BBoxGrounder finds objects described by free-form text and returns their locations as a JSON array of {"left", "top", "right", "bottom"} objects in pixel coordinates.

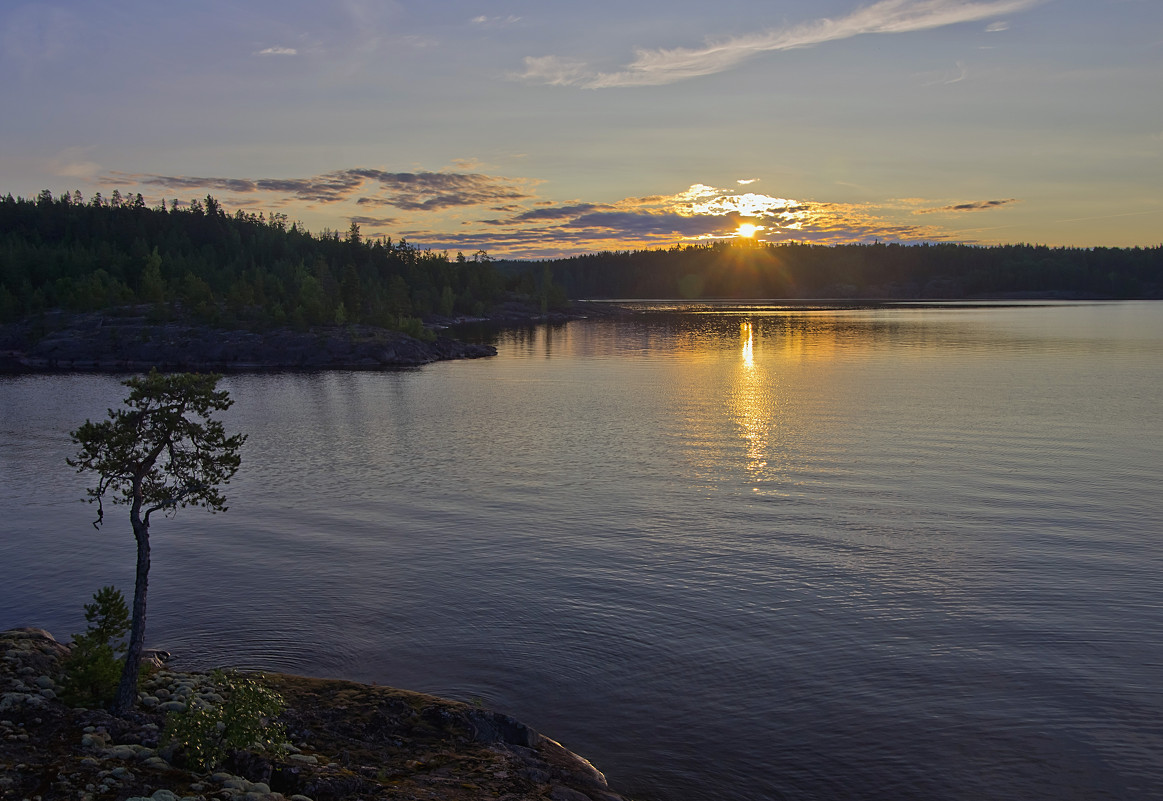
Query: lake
[{"left": 2, "top": 301, "right": 1161, "bottom": 800}]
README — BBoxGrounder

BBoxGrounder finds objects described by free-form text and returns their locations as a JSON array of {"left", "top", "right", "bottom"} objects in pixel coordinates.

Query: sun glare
[{"left": 736, "top": 223, "right": 759, "bottom": 239}]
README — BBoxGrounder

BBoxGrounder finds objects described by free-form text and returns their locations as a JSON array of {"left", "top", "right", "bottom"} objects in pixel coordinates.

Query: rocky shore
[
  {"left": 0, "top": 310, "right": 497, "bottom": 374},
  {"left": 0, "top": 629, "right": 633, "bottom": 801}
]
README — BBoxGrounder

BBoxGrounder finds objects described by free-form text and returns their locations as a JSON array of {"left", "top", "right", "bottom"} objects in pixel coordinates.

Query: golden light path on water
[{"left": 733, "top": 319, "right": 771, "bottom": 487}]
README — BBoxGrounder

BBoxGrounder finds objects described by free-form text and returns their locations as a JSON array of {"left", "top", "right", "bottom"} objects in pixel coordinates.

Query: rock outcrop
[
  {"left": 0, "top": 628, "right": 632, "bottom": 801},
  {"left": 0, "top": 310, "right": 496, "bottom": 374}
]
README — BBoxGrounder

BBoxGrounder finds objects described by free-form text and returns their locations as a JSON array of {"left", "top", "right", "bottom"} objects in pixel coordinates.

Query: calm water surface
[{"left": 2, "top": 301, "right": 1161, "bottom": 801}]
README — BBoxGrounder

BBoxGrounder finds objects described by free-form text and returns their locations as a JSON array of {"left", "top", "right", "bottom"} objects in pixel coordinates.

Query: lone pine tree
[{"left": 69, "top": 370, "right": 246, "bottom": 714}]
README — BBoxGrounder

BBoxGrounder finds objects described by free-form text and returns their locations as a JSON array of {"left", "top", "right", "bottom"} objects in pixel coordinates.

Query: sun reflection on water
[{"left": 730, "top": 318, "right": 782, "bottom": 490}]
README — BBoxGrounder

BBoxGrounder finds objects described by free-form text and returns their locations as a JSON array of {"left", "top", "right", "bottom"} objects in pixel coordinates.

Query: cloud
[
  {"left": 918, "top": 198, "right": 1018, "bottom": 213},
  {"left": 101, "top": 170, "right": 971, "bottom": 258},
  {"left": 517, "top": 55, "right": 592, "bottom": 87},
  {"left": 569, "top": 211, "right": 729, "bottom": 237},
  {"left": 49, "top": 147, "right": 101, "bottom": 180},
  {"left": 255, "top": 46, "right": 298, "bottom": 56},
  {"left": 472, "top": 15, "right": 522, "bottom": 26},
  {"left": 518, "top": 0, "right": 1045, "bottom": 88},
  {"left": 416, "top": 201, "right": 945, "bottom": 258},
  {"left": 350, "top": 215, "right": 398, "bottom": 227},
  {"left": 109, "top": 168, "right": 537, "bottom": 211},
  {"left": 985, "top": 21, "right": 1010, "bottom": 31},
  {"left": 463, "top": 183, "right": 951, "bottom": 257},
  {"left": 737, "top": 178, "right": 758, "bottom": 185},
  {"left": 509, "top": 203, "right": 604, "bottom": 221},
  {"left": 921, "top": 60, "right": 969, "bottom": 85}
]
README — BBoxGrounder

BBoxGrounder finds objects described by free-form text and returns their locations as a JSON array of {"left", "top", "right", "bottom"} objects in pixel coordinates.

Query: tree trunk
[{"left": 112, "top": 515, "right": 150, "bottom": 715}]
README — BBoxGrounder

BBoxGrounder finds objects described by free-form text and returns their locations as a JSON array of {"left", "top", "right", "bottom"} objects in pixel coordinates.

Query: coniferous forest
[
  {"left": 2, "top": 191, "right": 1161, "bottom": 335},
  {"left": 496, "top": 239, "right": 1163, "bottom": 301},
  {"left": 0, "top": 191, "right": 517, "bottom": 331}
]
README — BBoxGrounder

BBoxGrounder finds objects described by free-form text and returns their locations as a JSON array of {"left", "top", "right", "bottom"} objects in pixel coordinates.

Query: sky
[{"left": 2, "top": 0, "right": 1161, "bottom": 258}]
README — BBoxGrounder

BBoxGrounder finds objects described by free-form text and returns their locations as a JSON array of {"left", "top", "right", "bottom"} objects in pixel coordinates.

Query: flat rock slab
[
  {"left": 0, "top": 629, "right": 632, "bottom": 801},
  {"left": 0, "top": 311, "right": 496, "bottom": 373}
]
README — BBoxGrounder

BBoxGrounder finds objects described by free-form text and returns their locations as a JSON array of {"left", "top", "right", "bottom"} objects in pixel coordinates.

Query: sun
[{"left": 736, "top": 222, "right": 760, "bottom": 239}]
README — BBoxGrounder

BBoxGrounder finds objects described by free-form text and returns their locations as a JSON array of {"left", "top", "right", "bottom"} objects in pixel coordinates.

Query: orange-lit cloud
[
  {"left": 92, "top": 168, "right": 976, "bottom": 259},
  {"left": 106, "top": 169, "right": 537, "bottom": 211},
  {"left": 427, "top": 183, "right": 954, "bottom": 257}
]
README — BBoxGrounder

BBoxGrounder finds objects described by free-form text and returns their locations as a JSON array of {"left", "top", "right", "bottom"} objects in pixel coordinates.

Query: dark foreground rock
[
  {"left": 0, "top": 310, "right": 496, "bottom": 374},
  {"left": 0, "top": 628, "right": 633, "bottom": 801}
]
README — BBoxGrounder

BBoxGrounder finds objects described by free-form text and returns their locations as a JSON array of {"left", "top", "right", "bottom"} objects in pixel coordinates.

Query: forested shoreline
[
  {"left": 0, "top": 191, "right": 554, "bottom": 333},
  {"left": 497, "top": 239, "right": 1163, "bottom": 301},
  {"left": 3, "top": 191, "right": 1161, "bottom": 337}
]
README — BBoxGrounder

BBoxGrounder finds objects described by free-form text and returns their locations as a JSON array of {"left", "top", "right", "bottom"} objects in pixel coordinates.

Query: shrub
[
  {"left": 396, "top": 315, "right": 435, "bottom": 342},
  {"left": 163, "top": 670, "right": 287, "bottom": 771}
]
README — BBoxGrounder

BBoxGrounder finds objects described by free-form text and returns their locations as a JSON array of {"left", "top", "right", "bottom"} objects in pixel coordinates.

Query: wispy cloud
[
  {"left": 255, "top": 46, "right": 298, "bottom": 56},
  {"left": 107, "top": 168, "right": 537, "bottom": 211},
  {"left": 49, "top": 147, "right": 101, "bottom": 180},
  {"left": 472, "top": 15, "right": 522, "bottom": 27},
  {"left": 921, "top": 60, "right": 970, "bottom": 85},
  {"left": 505, "top": 203, "right": 604, "bottom": 222},
  {"left": 518, "top": 0, "right": 1045, "bottom": 88},
  {"left": 349, "top": 215, "right": 399, "bottom": 228},
  {"left": 918, "top": 198, "right": 1018, "bottom": 213}
]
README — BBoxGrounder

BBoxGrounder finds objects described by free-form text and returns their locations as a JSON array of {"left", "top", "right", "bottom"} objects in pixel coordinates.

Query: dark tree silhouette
[{"left": 68, "top": 371, "right": 246, "bottom": 714}]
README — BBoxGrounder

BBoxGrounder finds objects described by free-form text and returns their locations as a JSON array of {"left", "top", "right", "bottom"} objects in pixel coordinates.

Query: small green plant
[
  {"left": 396, "top": 315, "right": 435, "bottom": 342},
  {"left": 60, "top": 586, "right": 130, "bottom": 708},
  {"left": 163, "top": 670, "right": 287, "bottom": 771}
]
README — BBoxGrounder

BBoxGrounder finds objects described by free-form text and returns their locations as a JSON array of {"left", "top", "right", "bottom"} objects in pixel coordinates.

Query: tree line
[
  {"left": 4, "top": 190, "right": 1160, "bottom": 326},
  {"left": 496, "top": 239, "right": 1163, "bottom": 300},
  {"left": 0, "top": 190, "right": 520, "bottom": 330}
]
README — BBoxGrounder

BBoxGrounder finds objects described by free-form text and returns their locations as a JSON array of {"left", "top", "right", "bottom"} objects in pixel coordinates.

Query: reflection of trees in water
[
  {"left": 582, "top": 305, "right": 1106, "bottom": 359},
  {"left": 459, "top": 303, "right": 1131, "bottom": 367},
  {"left": 466, "top": 321, "right": 573, "bottom": 357}
]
